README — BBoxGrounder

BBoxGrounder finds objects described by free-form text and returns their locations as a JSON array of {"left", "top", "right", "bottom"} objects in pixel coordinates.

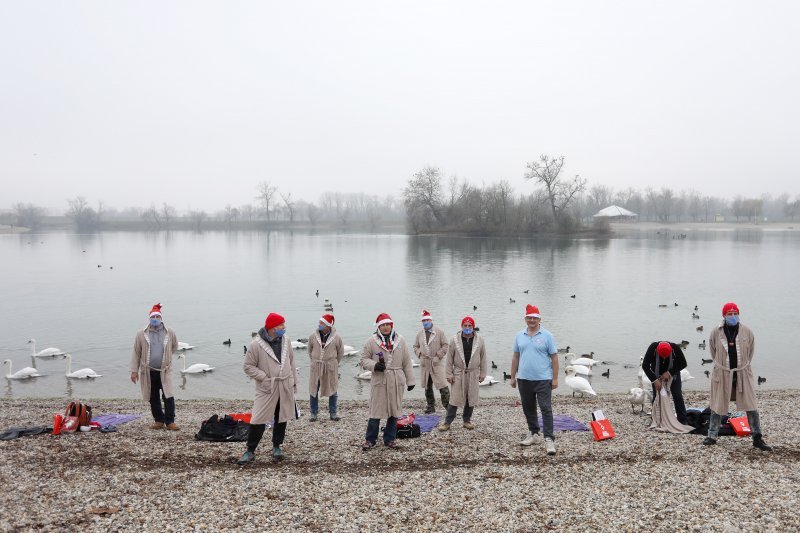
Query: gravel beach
[{"left": 1, "top": 391, "right": 798, "bottom": 532}]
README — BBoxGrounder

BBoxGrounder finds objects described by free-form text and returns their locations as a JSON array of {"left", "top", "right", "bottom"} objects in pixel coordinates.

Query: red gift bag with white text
[
  {"left": 590, "top": 419, "right": 616, "bottom": 441},
  {"left": 729, "top": 415, "right": 751, "bottom": 437}
]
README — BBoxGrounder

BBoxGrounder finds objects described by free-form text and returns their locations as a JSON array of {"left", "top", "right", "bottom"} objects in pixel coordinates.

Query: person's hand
[
  {"left": 130, "top": 372, "right": 138, "bottom": 384},
  {"left": 479, "top": 375, "right": 486, "bottom": 383},
  {"left": 660, "top": 371, "right": 670, "bottom": 381},
  {"left": 374, "top": 360, "right": 386, "bottom": 372},
  {"left": 551, "top": 378, "right": 558, "bottom": 390},
  {"left": 510, "top": 377, "right": 517, "bottom": 388},
  {"left": 654, "top": 380, "right": 663, "bottom": 391},
  {"left": 407, "top": 385, "right": 415, "bottom": 391},
  {"left": 447, "top": 377, "right": 454, "bottom": 384}
]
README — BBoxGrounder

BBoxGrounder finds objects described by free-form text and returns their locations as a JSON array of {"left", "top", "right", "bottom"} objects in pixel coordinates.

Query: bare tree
[
  {"left": 66, "top": 196, "right": 101, "bottom": 231},
  {"left": 366, "top": 205, "right": 382, "bottom": 231},
  {"left": 280, "top": 192, "right": 296, "bottom": 223},
  {"left": 188, "top": 210, "right": 207, "bottom": 230},
  {"left": 161, "top": 203, "right": 176, "bottom": 230},
  {"left": 403, "top": 166, "right": 447, "bottom": 227},
  {"left": 307, "top": 203, "right": 321, "bottom": 226},
  {"left": 240, "top": 204, "right": 255, "bottom": 223},
  {"left": 12, "top": 202, "right": 44, "bottom": 230},
  {"left": 524, "top": 155, "right": 586, "bottom": 224},
  {"left": 784, "top": 197, "right": 800, "bottom": 222},
  {"left": 685, "top": 190, "right": 703, "bottom": 222},
  {"left": 223, "top": 204, "right": 240, "bottom": 229},
  {"left": 256, "top": 181, "right": 278, "bottom": 222},
  {"left": 141, "top": 204, "right": 162, "bottom": 230}
]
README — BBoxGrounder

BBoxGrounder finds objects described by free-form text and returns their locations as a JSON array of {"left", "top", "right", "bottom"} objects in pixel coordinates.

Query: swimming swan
[
  {"left": 177, "top": 353, "right": 214, "bottom": 374},
  {"left": 64, "top": 354, "right": 102, "bottom": 379},
  {"left": 28, "top": 338, "right": 66, "bottom": 358},
  {"left": 4, "top": 359, "right": 43, "bottom": 379}
]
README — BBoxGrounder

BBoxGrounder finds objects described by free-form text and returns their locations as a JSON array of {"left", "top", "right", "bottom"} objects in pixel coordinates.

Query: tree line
[{"left": 403, "top": 155, "right": 800, "bottom": 235}]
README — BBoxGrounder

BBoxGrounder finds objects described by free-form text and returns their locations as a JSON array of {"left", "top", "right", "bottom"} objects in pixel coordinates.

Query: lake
[{"left": 2, "top": 227, "right": 798, "bottom": 402}]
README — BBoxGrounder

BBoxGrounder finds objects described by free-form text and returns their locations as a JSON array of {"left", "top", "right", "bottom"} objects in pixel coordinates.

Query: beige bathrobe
[
  {"left": 244, "top": 336, "right": 298, "bottom": 425},
  {"left": 308, "top": 327, "right": 344, "bottom": 398},
  {"left": 360, "top": 332, "right": 416, "bottom": 419},
  {"left": 708, "top": 322, "right": 758, "bottom": 414},
  {"left": 446, "top": 333, "right": 487, "bottom": 408},
  {"left": 649, "top": 376, "right": 695, "bottom": 433},
  {"left": 130, "top": 324, "right": 179, "bottom": 400},
  {"left": 413, "top": 326, "right": 449, "bottom": 390}
]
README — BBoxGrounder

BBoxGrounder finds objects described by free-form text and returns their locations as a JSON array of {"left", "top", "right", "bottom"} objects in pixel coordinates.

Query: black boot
[
  {"left": 439, "top": 387, "right": 450, "bottom": 409},
  {"left": 753, "top": 435, "right": 773, "bottom": 452},
  {"left": 702, "top": 437, "right": 717, "bottom": 446},
  {"left": 424, "top": 386, "right": 436, "bottom": 414}
]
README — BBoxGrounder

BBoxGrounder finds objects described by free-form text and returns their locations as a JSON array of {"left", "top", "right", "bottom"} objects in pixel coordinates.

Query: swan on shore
[
  {"left": 64, "top": 354, "right": 102, "bottom": 379},
  {"left": 177, "top": 353, "right": 214, "bottom": 374},
  {"left": 570, "top": 364, "right": 592, "bottom": 376},
  {"left": 564, "top": 366, "right": 597, "bottom": 397},
  {"left": 4, "top": 359, "right": 43, "bottom": 379},
  {"left": 28, "top": 339, "right": 66, "bottom": 358},
  {"left": 627, "top": 387, "right": 647, "bottom": 413}
]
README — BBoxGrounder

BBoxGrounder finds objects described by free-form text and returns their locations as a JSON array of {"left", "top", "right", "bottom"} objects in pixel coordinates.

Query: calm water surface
[{"left": 2, "top": 229, "right": 797, "bottom": 402}]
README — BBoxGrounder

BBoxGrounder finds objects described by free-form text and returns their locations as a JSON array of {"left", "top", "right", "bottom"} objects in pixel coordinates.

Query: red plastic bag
[
  {"left": 397, "top": 413, "right": 416, "bottom": 427},
  {"left": 229, "top": 413, "right": 252, "bottom": 424},
  {"left": 590, "top": 419, "right": 615, "bottom": 441},
  {"left": 729, "top": 415, "right": 751, "bottom": 437}
]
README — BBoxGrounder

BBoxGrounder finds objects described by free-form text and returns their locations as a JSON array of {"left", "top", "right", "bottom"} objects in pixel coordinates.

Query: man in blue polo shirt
[{"left": 510, "top": 304, "right": 559, "bottom": 455}]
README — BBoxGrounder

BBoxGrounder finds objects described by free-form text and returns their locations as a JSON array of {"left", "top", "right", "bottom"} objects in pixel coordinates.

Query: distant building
[
  {"left": 593, "top": 205, "right": 638, "bottom": 221},
  {"left": 714, "top": 214, "right": 725, "bottom": 222}
]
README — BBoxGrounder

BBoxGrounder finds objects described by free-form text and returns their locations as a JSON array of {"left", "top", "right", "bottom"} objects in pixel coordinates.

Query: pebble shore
[{"left": 1, "top": 391, "right": 798, "bottom": 532}]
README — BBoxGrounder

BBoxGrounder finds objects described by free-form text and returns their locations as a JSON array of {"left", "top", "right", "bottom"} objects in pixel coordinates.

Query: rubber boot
[
  {"left": 424, "top": 385, "right": 436, "bottom": 413},
  {"left": 440, "top": 387, "right": 450, "bottom": 409}
]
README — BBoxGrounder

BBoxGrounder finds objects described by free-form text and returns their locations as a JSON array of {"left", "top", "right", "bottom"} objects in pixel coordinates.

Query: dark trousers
[
  {"left": 650, "top": 372, "right": 688, "bottom": 424},
  {"left": 365, "top": 417, "right": 397, "bottom": 445},
  {"left": 444, "top": 402, "right": 474, "bottom": 424},
  {"left": 149, "top": 370, "right": 175, "bottom": 425},
  {"left": 425, "top": 376, "right": 450, "bottom": 408},
  {"left": 246, "top": 400, "right": 287, "bottom": 452},
  {"left": 518, "top": 378, "right": 554, "bottom": 440}
]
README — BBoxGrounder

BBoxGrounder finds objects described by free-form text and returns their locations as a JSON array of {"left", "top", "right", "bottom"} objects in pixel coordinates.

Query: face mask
[
  {"left": 423, "top": 322, "right": 433, "bottom": 330},
  {"left": 149, "top": 318, "right": 161, "bottom": 327},
  {"left": 462, "top": 328, "right": 473, "bottom": 335},
  {"left": 725, "top": 315, "right": 739, "bottom": 327},
  {"left": 318, "top": 324, "right": 327, "bottom": 332},
  {"left": 275, "top": 328, "right": 286, "bottom": 338}
]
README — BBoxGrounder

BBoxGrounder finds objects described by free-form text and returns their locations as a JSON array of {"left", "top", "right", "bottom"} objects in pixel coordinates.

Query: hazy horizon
[{"left": 2, "top": 2, "right": 799, "bottom": 212}]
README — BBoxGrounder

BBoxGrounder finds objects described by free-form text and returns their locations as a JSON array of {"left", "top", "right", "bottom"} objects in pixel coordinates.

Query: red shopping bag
[
  {"left": 397, "top": 413, "right": 416, "bottom": 427},
  {"left": 590, "top": 419, "right": 616, "bottom": 441},
  {"left": 729, "top": 415, "right": 751, "bottom": 437}
]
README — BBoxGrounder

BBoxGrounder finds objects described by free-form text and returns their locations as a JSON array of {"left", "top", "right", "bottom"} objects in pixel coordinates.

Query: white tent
[{"left": 593, "top": 205, "right": 638, "bottom": 219}]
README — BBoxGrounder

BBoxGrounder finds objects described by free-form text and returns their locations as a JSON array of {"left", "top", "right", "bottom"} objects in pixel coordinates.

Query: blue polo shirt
[{"left": 514, "top": 327, "right": 557, "bottom": 380}]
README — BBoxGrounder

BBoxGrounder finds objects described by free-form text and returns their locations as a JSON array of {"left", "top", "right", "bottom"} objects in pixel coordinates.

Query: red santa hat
[
  {"left": 656, "top": 342, "right": 673, "bottom": 358},
  {"left": 722, "top": 302, "right": 740, "bottom": 316},
  {"left": 375, "top": 313, "right": 393, "bottom": 327},
  {"left": 149, "top": 303, "right": 162, "bottom": 317},
  {"left": 420, "top": 309, "right": 433, "bottom": 322},
  {"left": 525, "top": 304, "right": 540, "bottom": 318},
  {"left": 320, "top": 314, "right": 335, "bottom": 327},
  {"left": 461, "top": 316, "right": 475, "bottom": 327},
  {"left": 264, "top": 312, "right": 285, "bottom": 330}
]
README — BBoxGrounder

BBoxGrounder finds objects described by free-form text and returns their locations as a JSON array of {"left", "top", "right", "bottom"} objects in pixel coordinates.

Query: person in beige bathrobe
[
  {"left": 308, "top": 313, "right": 344, "bottom": 421},
  {"left": 413, "top": 309, "right": 450, "bottom": 414},
  {"left": 703, "top": 302, "right": 772, "bottom": 451},
  {"left": 360, "top": 313, "right": 416, "bottom": 450},
  {"left": 238, "top": 312, "right": 298, "bottom": 464},
  {"left": 130, "top": 303, "right": 179, "bottom": 430},
  {"left": 439, "top": 316, "right": 486, "bottom": 431}
]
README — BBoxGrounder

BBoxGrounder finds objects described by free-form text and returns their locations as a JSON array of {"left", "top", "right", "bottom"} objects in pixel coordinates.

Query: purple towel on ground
[
  {"left": 92, "top": 414, "right": 142, "bottom": 427},
  {"left": 413, "top": 414, "right": 440, "bottom": 433},
  {"left": 545, "top": 415, "right": 588, "bottom": 432}
]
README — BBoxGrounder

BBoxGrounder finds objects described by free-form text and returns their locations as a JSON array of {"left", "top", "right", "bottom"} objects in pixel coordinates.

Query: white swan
[
  {"left": 637, "top": 356, "right": 651, "bottom": 390},
  {"left": 479, "top": 375, "right": 499, "bottom": 386},
  {"left": 177, "top": 353, "right": 214, "bottom": 374},
  {"left": 291, "top": 340, "right": 307, "bottom": 350},
  {"left": 569, "top": 355, "right": 601, "bottom": 367},
  {"left": 4, "top": 359, "right": 42, "bottom": 379},
  {"left": 570, "top": 364, "right": 592, "bottom": 376},
  {"left": 355, "top": 370, "right": 372, "bottom": 380},
  {"left": 680, "top": 369, "right": 694, "bottom": 381},
  {"left": 64, "top": 354, "right": 102, "bottom": 379},
  {"left": 28, "top": 338, "right": 66, "bottom": 358},
  {"left": 627, "top": 387, "right": 647, "bottom": 413},
  {"left": 564, "top": 366, "right": 597, "bottom": 396},
  {"left": 177, "top": 342, "right": 195, "bottom": 351}
]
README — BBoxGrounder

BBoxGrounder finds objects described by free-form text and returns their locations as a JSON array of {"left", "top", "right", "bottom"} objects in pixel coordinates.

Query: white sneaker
[
  {"left": 520, "top": 432, "right": 541, "bottom": 446},
  {"left": 545, "top": 437, "right": 556, "bottom": 455}
]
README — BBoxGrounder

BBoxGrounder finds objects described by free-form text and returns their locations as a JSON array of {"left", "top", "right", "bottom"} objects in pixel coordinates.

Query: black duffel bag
[
  {"left": 396, "top": 423, "right": 421, "bottom": 439},
  {"left": 195, "top": 414, "right": 250, "bottom": 442}
]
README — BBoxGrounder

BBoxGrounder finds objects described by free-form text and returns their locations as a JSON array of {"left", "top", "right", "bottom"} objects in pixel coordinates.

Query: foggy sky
[{"left": 1, "top": 2, "right": 799, "bottom": 212}]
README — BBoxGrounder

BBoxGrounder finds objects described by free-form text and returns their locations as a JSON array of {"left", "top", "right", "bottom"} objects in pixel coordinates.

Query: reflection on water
[{"left": 2, "top": 229, "right": 799, "bottom": 400}]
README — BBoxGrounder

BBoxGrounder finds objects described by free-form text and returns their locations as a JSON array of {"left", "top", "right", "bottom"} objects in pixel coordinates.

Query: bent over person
[
  {"left": 238, "top": 312, "right": 298, "bottom": 464},
  {"left": 130, "top": 303, "right": 179, "bottom": 430},
  {"left": 360, "top": 313, "right": 415, "bottom": 450},
  {"left": 642, "top": 341, "right": 689, "bottom": 425},
  {"left": 703, "top": 302, "right": 771, "bottom": 451},
  {"left": 308, "top": 313, "right": 344, "bottom": 421},
  {"left": 413, "top": 309, "right": 450, "bottom": 414}
]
